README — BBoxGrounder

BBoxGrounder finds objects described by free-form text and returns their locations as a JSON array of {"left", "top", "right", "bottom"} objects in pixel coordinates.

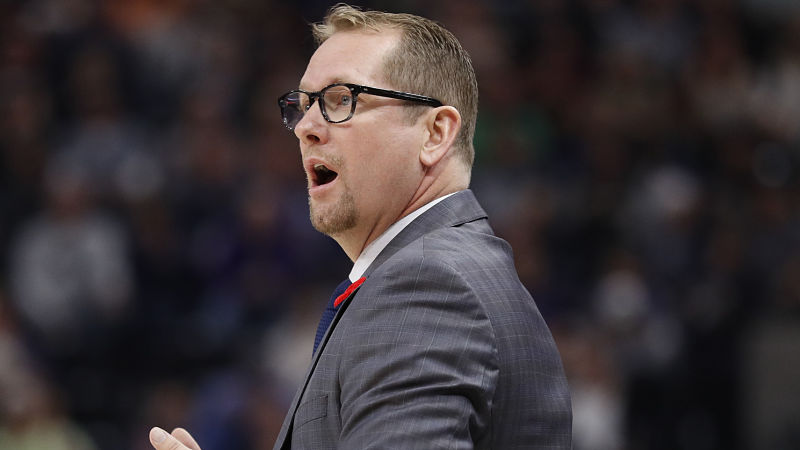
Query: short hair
[{"left": 312, "top": 4, "right": 478, "bottom": 167}]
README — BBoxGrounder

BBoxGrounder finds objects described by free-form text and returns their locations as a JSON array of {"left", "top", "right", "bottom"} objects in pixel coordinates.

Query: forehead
[{"left": 299, "top": 30, "right": 400, "bottom": 90}]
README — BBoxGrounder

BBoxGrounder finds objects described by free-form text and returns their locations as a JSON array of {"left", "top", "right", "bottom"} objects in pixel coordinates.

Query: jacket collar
[{"left": 362, "top": 189, "right": 487, "bottom": 279}]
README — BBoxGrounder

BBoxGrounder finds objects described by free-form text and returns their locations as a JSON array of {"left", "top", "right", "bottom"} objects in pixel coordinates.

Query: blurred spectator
[
  {"left": 0, "top": 73, "right": 51, "bottom": 276},
  {"left": 598, "top": 0, "right": 696, "bottom": 74},
  {"left": 684, "top": 19, "right": 754, "bottom": 135},
  {"left": 750, "top": 14, "right": 800, "bottom": 140},
  {"left": 557, "top": 325, "right": 623, "bottom": 450},
  {"left": 8, "top": 160, "right": 132, "bottom": 353},
  {"left": 742, "top": 318, "right": 800, "bottom": 450},
  {"left": 0, "top": 292, "right": 97, "bottom": 450},
  {"left": 53, "top": 42, "right": 163, "bottom": 203}
]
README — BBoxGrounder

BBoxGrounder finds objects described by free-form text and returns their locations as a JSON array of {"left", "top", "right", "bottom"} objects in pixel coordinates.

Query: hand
[{"left": 149, "top": 427, "right": 201, "bottom": 450}]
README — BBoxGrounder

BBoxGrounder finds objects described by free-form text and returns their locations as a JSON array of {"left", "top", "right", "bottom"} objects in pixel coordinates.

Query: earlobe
[{"left": 420, "top": 106, "right": 461, "bottom": 168}]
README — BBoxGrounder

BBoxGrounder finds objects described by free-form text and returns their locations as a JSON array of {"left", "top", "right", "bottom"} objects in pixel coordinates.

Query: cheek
[
  {"left": 340, "top": 115, "right": 423, "bottom": 191},
  {"left": 344, "top": 131, "right": 402, "bottom": 173},
  {"left": 360, "top": 152, "right": 421, "bottom": 202}
]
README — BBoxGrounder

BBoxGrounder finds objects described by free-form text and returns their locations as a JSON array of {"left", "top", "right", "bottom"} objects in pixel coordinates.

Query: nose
[{"left": 293, "top": 100, "right": 327, "bottom": 145}]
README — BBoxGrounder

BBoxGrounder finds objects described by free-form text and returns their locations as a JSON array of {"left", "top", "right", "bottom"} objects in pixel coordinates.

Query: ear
[{"left": 420, "top": 106, "right": 461, "bottom": 168}]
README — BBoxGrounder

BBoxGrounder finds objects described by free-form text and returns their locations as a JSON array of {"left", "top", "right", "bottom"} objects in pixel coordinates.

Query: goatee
[{"left": 309, "top": 188, "right": 358, "bottom": 236}]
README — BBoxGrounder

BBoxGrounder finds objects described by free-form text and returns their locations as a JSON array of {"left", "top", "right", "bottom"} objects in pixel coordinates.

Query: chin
[{"left": 309, "top": 193, "right": 358, "bottom": 236}]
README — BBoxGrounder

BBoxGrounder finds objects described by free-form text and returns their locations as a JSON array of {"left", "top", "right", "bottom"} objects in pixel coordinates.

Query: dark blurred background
[{"left": 1, "top": 0, "right": 799, "bottom": 449}]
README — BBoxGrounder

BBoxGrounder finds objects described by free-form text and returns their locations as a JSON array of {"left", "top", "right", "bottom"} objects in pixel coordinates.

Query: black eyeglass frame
[{"left": 278, "top": 83, "right": 444, "bottom": 131}]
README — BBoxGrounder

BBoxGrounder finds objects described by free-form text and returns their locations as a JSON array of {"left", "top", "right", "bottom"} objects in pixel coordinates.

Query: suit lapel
[{"left": 272, "top": 283, "right": 364, "bottom": 449}]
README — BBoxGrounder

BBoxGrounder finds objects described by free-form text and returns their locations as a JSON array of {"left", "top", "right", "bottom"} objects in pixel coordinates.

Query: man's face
[{"left": 294, "top": 31, "right": 425, "bottom": 241}]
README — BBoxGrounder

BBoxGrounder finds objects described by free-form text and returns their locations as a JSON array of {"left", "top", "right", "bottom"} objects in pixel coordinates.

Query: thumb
[{"left": 150, "top": 427, "right": 194, "bottom": 450}]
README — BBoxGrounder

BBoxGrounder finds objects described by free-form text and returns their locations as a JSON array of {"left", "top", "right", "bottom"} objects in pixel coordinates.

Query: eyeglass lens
[{"left": 282, "top": 85, "right": 356, "bottom": 130}]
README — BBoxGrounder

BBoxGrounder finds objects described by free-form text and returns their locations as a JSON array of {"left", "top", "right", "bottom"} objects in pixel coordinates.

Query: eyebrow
[{"left": 298, "top": 78, "right": 350, "bottom": 91}]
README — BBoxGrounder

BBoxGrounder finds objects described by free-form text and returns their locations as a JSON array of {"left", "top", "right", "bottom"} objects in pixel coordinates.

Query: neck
[{"left": 332, "top": 165, "right": 469, "bottom": 261}]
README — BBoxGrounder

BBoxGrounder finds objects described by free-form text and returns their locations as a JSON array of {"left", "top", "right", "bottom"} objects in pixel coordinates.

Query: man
[{"left": 150, "top": 4, "right": 572, "bottom": 449}]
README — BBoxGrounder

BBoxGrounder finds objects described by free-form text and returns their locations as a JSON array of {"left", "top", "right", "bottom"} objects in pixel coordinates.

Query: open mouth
[{"left": 313, "top": 163, "right": 338, "bottom": 186}]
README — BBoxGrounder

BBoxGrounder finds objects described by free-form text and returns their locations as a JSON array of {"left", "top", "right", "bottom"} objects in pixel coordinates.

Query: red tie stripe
[{"left": 334, "top": 277, "right": 366, "bottom": 308}]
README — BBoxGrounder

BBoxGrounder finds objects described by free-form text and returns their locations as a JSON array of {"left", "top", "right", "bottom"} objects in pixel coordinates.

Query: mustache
[{"left": 304, "top": 150, "right": 345, "bottom": 168}]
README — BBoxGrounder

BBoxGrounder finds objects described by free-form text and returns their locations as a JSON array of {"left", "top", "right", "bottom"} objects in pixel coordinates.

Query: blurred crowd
[{"left": 0, "top": 0, "right": 799, "bottom": 449}]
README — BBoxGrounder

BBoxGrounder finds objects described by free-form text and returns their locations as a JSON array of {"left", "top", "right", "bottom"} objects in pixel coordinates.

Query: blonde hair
[{"left": 312, "top": 4, "right": 478, "bottom": 167}]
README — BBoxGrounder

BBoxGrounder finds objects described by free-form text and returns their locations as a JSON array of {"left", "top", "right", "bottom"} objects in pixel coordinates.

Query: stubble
[{"left": 309, "top": 185, "right": 358, "bottom": 236}]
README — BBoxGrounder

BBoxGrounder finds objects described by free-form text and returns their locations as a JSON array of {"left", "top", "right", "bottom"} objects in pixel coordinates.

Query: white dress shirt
[{"left": 348, "top": 192, "right": 457, "bottom": 282}]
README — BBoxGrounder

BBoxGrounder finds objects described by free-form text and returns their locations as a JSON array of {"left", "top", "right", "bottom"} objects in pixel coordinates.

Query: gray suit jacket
[{"left": 274, "top": 190, "right": 572, "bottom": 449}]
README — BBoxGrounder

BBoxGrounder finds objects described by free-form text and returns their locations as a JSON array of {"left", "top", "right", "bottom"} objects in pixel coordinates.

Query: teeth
[
  {"left": 313, "top": 163, "right": 334, "bottom": 175},
  {"left": 312, "top": 162, "right": 337, "bottom": 185}
]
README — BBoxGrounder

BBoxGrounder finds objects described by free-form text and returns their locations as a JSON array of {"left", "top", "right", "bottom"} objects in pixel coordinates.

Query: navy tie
[{"left": 313, "top": 278, "right": 352, "bottom": 354}]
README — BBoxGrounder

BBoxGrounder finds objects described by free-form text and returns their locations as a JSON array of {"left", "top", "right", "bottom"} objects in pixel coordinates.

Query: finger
[
  {"left": 149, "top": 427, "right": 191, "bottom": 450},
  {"left": 172, "top": 428, "right": 201, "bottom": 450}
]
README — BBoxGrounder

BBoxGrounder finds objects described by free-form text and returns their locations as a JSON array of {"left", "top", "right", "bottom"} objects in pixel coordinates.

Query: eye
[
  {"left": 331, "top": 92, "right": 352, "bottom": 107},
  {"left": 324, "top": 87, "right": 354, "bottom": 111}
]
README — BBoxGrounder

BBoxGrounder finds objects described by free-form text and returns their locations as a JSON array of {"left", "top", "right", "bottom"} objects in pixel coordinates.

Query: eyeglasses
[{"left": 278, "top": 83, "right": 443, "bottom": 131}]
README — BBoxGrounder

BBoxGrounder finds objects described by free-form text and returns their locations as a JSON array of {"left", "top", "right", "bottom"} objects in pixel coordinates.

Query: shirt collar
[{"left": 348, "top": 192, "right": 457, "bottom": 282}]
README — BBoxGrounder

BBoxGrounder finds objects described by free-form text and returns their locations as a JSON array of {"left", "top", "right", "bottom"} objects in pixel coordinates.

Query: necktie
[{"left": 313, "top": 278, "right": 352, "bottom": 354}]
